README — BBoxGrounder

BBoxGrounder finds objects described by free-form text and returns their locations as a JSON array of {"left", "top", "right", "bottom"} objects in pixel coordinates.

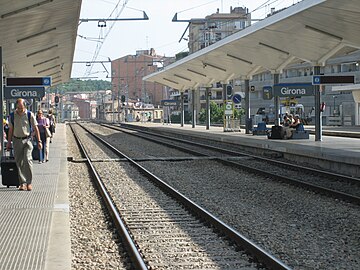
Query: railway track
[
  {"left": 70, "top": 122, "right": 291, "bottom": 270},
  {"left": 99, "top": 122, "right": 360, "bottom": 205}
]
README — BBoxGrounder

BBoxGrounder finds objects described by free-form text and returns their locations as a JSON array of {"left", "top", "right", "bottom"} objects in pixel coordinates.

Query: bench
[{"left": 253, "top": 122, "right": 271, "bottom": 135}]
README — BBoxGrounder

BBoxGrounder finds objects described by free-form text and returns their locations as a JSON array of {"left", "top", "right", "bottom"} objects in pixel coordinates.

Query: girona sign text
[
  {"left": 273, "top": 83, "right": 314, "bottom": 97},
  {"left": 4, "top": 86, "right": 45, "bottom": 99}
]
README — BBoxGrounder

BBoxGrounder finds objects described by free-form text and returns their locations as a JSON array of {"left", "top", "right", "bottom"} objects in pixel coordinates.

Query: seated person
[
  {"left": 289, "top": 115, "right": 301, "bottom": 129},
  {"left": 282, "top": 115, "right": 291, "bottom": 127},
  {"left": 284, "top": 115, "right": 301, "bottom": 139}
]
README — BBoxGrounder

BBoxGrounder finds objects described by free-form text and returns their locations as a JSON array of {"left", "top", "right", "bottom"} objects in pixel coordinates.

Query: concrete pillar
[
  {"left": 180, "top": 91, "right": 184, "bottom": 127},
  {"left": 191, "top": 89, "right": 196, "bottom": 128},
  {"left": 273, "top": 73, "right": 280, "bottom": 125},
  {"left": 314, "top": 66, "right": 322, "bottom": 141},
  {"left": 244, "top": 79, "right": 250, "bottom": 134},
  {"left": 205, "top": 87, "right": 210, "bottom": 130}
]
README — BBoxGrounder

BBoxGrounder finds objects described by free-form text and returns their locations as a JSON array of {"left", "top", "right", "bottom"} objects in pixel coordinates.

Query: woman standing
[{"left": 36, "top": 110, "right": 50, "bottom": 163}]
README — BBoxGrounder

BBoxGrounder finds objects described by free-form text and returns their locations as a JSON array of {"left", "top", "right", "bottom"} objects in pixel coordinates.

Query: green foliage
[
  {"left": 170, "top": 112, "right": 192, "bottom": 123},
  {"left": 199, "top": 102, "right": 245, "bottom": 124},
  {"left": 175, "top": 51, "right": 189, "bottom": 61},
  {"left": 199, "top": 101, "right": 224, "bottom": 124},
  {"left": 48, "top": 79, "right": 112, "bottom": 93}
]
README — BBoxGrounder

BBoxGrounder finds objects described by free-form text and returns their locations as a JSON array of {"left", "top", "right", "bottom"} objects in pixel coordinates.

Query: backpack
[
  {"left": 47, "top": 115, "right": 55, "bottom": 133},
  {"left": 10, "top": 111, "right": 33, "bottom": 132}
]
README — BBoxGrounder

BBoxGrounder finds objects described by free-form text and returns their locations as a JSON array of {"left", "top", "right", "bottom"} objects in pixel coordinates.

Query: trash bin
[{"left": 245, "top": 118, "right": 253, "bottom": 132}]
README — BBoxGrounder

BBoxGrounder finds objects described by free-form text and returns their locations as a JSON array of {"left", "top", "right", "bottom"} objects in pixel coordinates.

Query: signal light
[{"left": 226, "top": 85, "right": 233, "bottom": 98}]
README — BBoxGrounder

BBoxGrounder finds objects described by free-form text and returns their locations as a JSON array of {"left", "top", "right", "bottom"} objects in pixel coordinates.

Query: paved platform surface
[
  {"left": 127, "top": 122, "right": 360, "bottom": 168},
  {"left": 0, "top": 123, "right": 70, "bottom": 270}
]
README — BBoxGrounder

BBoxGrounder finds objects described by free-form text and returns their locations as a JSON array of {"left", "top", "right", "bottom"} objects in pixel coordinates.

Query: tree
[{"left": 199, "top": 101, "right": 224, "bottom": 124}]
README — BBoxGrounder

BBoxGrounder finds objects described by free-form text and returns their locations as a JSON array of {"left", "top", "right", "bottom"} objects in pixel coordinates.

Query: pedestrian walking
[
  {"left": 36, "top": 110, "right": 50, "bottom": 163},
  {"left": 47, "top": 109, "right": 56, "bottom": 143},
  {"left": 6, "top": 98, "right": 42, "bottom": 191}
]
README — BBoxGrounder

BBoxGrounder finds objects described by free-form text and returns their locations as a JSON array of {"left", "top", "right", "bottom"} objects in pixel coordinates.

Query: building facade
[{"left": 111, "top": 49, "right": 174, "bottom": 107}]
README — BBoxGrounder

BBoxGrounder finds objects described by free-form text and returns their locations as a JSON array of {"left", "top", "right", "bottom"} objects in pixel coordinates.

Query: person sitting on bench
[{"left": 285, "top": 115, "right": 301, "bottom": 139}]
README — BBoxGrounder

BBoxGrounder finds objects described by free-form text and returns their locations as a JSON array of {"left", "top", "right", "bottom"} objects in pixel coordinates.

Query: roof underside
[
  {"left": 144, "top": 0, "right": 360, "bottom": 90},
  {"left": 0, "top": 0, "right": 82, "bottom": 86}
]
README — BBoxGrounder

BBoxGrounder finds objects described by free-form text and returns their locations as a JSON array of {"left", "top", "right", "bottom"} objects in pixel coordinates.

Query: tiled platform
[{"left": 0, "top": 124, "right": 70, "bottom": 270}]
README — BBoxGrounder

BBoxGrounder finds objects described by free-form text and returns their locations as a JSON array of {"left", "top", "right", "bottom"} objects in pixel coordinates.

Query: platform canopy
[
  {"left": 143, "top": 0, "right": 360, "bottom": 90},
  {"left": 0, "top": 0, "right": 82, "bottom": 86}
]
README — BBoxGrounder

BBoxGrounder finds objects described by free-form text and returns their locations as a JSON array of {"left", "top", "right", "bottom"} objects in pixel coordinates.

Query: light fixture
[
  {"left": 226, "top": 54, "right": 253, "bottom": 65},
  {"left": 38, "top": 64, "right": 60, "bottom": 74},
  {"left": 163, "top": 78, "right": 179, "bottom": 84},
  {"left": 305, "top": 25, "right": 343, "bottom": 41},
  {"left": 17, "top": 27, "right": 57, "bottom": 43},
  {"left": 187, "top": 69, "right": 207, "bottom": 77},
  {"left": 202, "top": 62, "right": 226, "bottom": 72},
  {"left": 26, "top": 45, "right": 58, "bottom": 57},
  {"left": 258, "top": 42, "right": 289, "bottom": 55},
  {"left": 174, "top": 74, "right": 191, "bottom": 81},
  {"left": 1, "top": 0, "right": 53, "bottom": 19},
  {"left": 33, "top": 56, "right": 60, "bottom": 67},
  {"left": 47, "top": 71, "right": 61, "bottom": 76},
  {"left": 52, "top": 79, "right": 62, "bottom": 84},
  {"left": 98, "top": 20, "right": 106, "bottom": 27}
]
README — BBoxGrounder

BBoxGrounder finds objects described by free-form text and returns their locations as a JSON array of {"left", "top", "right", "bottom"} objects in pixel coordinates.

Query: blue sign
[
  {"left": 263, "top": 86, "right": 273, "bottom": 100},
  {"left": 161, "top": 99, "right": 180, "bottom": 106},
  {"left": 232, "top": 94, "right": 242, "bottom": 104},
  {"left": 273, "top": 83, "right": 314, "bottom": 97},
  {"left": 312, "top": 76, "right": 321, "bottom": 85},
  {"left": 4, "top": 86, "right": 45, "bottom": 99},
  {"left": 42, "top": 77, "right": 52, "bottom": 86}
]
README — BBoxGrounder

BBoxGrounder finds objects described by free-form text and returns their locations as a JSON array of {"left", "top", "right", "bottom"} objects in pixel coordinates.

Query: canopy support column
[
  {"left": 191, "top": 89, "right": 196, "bottom": 128},
  {"left": 314, "top": 66, "right": 322, "bottom": 141},
  {"left": 245, "top": 79, "right": 250, "bottom": 134},
  {"left": 273, "top": 73, "right": 280, "bottom": 125},
  {"left": 205, "top": 87, "right": 210, "bottom": 130},
  {"left": 180, "top": 91, "right": 184, "bottom": 127}
]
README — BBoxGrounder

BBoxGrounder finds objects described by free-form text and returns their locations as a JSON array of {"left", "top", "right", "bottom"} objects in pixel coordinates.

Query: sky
[{"left": 72, "top": 0, "right": 301, "bottom": 80}]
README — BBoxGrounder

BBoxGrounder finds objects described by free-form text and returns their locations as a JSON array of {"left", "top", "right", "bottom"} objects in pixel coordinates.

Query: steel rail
[
  {"left": 116, "top": 123, "right": 360, "bottom": 184},
  {"left": 78, "top": 122, "right": 292, "bottom": 270},
  {"left": 102, "top": 123, "right": 360, "bottom": 205},
  {"left": 69, "top": 124, "right": 148, "bottom": 269}
]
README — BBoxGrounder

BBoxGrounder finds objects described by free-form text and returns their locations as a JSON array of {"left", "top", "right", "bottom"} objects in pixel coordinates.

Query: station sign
[
  {"left": 3, "top": 86, "right": 45, "bottom": 99},
  {"left": 312, "top": 75, "right": 354, "bottom": 85},
  {"left": 262, "top": 86, "right": 273, "bottom": 100},
  {"left": 273, "top": 83, "right": 314, "bottom": 97},
  {"left": 224, "top": 100, "right": 233, "bottom": 115},
  {"left": 161, "top": 99, "right": 180, "bottom": 106},
  {"left": 6, "top": 76, "right": 52, "bottom": 87}
]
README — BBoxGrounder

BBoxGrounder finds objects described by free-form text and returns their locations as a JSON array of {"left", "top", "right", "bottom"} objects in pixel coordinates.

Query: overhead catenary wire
[{"left": 84, "top": 0, "right": 130, "bottom": 77}]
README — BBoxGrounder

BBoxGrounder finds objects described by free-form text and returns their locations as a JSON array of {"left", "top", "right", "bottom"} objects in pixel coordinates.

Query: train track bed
[
  {"left": 67, "top": 125, "right": 130, "bottom": 269},
  {"left": 70, "top": 123, "right": 290, "bottom": 269},
  {"left": 100, "top": 123, "right": 360, "bottom": 201},
  {"left": 77, "top": 122, "right": 360, "bottom": 270}
]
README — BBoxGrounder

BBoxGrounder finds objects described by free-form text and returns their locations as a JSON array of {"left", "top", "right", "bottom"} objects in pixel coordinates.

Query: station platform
[
  {"left": 0, "top": 123, "right": 70, "bottom": 270},
  {"left": 126, "top": 122, "right": 360, "bottom": 176}
]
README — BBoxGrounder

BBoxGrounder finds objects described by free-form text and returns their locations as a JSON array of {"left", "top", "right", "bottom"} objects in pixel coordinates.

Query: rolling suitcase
[
  {"left": 32, "top": 141, "right": 40, "bottom": 160},
  {"left": 269, "top": 125, "right": 285, "bottom": 139},
  {"left": 1, "top": 152, "right": 20, "bottom": 188}
]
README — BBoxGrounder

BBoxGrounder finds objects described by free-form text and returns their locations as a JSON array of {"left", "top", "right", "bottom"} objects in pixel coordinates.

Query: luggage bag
[
  {"left": 1, "top": 152, "right": 20, "bottom": 188},
  {"left": 268, "top": 125, "right": 285, "bottom": 139}
]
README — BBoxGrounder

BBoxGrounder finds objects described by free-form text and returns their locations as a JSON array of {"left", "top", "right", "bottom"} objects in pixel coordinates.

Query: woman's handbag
[{"left": 45, "top": 127, "right": 52, "bottom": 138}]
